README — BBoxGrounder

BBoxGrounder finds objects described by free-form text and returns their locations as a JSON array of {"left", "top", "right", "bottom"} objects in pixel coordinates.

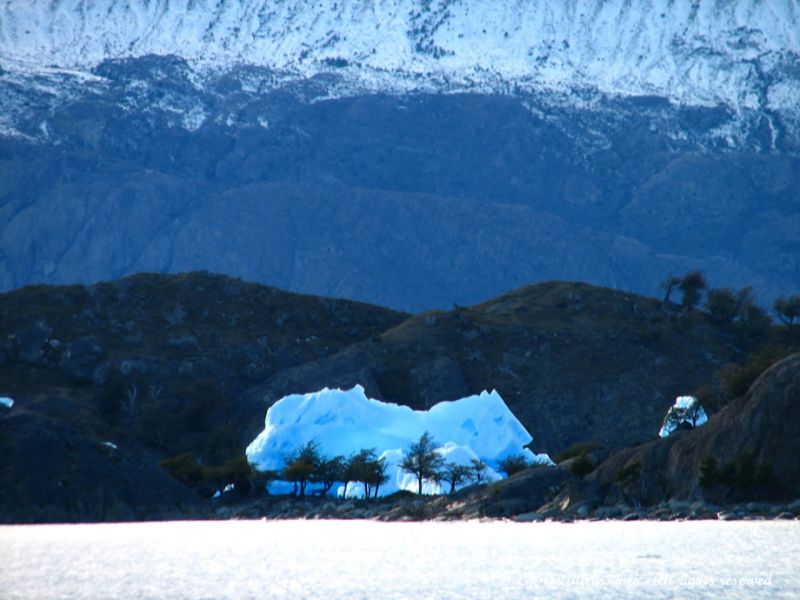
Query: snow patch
[{"left": 0, "top": 397, "right": 13, "bottom": 409}]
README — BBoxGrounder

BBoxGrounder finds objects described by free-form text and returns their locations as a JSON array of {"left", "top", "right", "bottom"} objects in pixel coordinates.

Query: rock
[
  {"left": 653, "top": 507, "right": 675, "bottom": 520},
  {"left": 409, "top": 357, "right": 469, "bottom": 409},
  {"left": 717, "top": 511, "right": 741, "bottom": 521},
  {"left": 594, "top": 506, "right": 621, "bottom": 519},
  {"left": 586, "top": 354, "right": 800, "bottom": 505},
  {"left": 60, "top": 336, "right": 105, "bottom": 381},
  {"left": 745, "top": 502, "right": 770, "bottom": 513},
  {"left": 16, "top": 323, "right": 51, "bottom": 364},
  {"left": 776, "top": 512, "right": 795, "bottom": 520},
  {"left": 622, "top": 512, "right": 641, "bottom": 521},
  {"left": 513, "top": 512, "right": 545, "bottom": 522},
  {"left": 575, "top": 504, "right": 591, "bottom": 519}
]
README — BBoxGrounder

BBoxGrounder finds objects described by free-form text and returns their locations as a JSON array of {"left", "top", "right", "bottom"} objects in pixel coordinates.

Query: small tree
[
  {"left": 365, "top": 455, "right": 389, "bottom": 499},
  {"left": 470, "top": 458, "right": 489, "bottom": 484},
  {"left": 439, "top": 462, "right": 472, "bottom": 494},
  {"left": 283, "top": 440, "right": 321, "bottom": 497},
  {"left": 773, "top": 294, "right": 800, "bottom": 325},
  {"left": 497, "top": 454, "right": 531, "bottom": 477},
  {"left": 400, "top": 431, "right": 445, "bottom": 495},
  {"left": 706, "top": 288, "right": 738, "bottom": 324},
  {"left": 660, "top": 275, "right": 682, "bottom": 305},
  {"left": 314, "top": 455, "right": 346, "bottom": 496},
  {"left": 736, "top": 288, "right": 772, "bottom": 337},
  {"left": 346, "top": 449, "right": 388, "bottom": 499},
  {"left": 679, "top": 271, "right": 706, "bottom": 312}
]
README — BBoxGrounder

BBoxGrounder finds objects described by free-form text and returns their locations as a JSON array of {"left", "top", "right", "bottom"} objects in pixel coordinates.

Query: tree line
[
  {"left": 660, "top": 270, "right": 799, "bottom": 329},
  {"left": 276, "top": 431, "right": 534, "bottom": 498}
]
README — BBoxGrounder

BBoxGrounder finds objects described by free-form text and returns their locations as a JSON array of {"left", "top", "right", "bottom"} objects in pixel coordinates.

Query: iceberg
[
  {"left": 0, "top": 397, "right": 13, "bottom": 409},
  {"left": 658, "top": 396, "right": 708, "bottom": 438},
  {"left": 246, "top": 385, "right": 552, "bottom": 496}
]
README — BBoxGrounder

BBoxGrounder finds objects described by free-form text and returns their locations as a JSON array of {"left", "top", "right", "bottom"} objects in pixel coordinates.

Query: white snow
[
  {"left": 0, "top": 396, "right": 13, "bottom": 408},
  {"left": 658, "top": 395, "right": 708, "bottom": 438},
  {"left": 1, "top": 1, "right": 798, "bottom": 113},
  {"left": 246, "top": 385, "right": 552, "bottom": 496}
]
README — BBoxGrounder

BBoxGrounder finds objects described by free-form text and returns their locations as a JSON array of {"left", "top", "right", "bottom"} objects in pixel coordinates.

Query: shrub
[
  {"left": 615, "top": 461, "right": 642, "bottom": 485},
  {"left": 698, "top": 451, "right": 777, "bottom": 499},
  {"left": 160, "top": 452, "right": 203, "bottom": 486},
  {"left": 554, "top": 440, "right": 601, "bottom": 463},
  {"left": 718, "top": 345, "right": 797, "bottom": 400},
  {"left": 678, "top": 271, "right": 706, "bottom": 311},
  {"left": 497, "top": 454, "right": 532, "bottom": 477},
  {"left": 706, "top": 288, "right": 739, "bottom": 324},
  {"left": 773, "top": 295, "right": 800, "bottom": 325},
  {"left": 569, "top": 454, "right": 595, "bottom": 478}
]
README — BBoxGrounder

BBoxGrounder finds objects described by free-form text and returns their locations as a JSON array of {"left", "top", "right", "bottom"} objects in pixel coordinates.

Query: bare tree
[{"left": 660, "top": 275, "right": 682, "bottom": 304}]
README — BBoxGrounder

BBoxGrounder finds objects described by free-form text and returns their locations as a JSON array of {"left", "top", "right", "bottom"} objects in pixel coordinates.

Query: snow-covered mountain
[
  {"left": 2, "top": 0, "right": 799, "bottom": 112},
  {"left": 0, "top": 1, "right": 798, "bottom": 310}
]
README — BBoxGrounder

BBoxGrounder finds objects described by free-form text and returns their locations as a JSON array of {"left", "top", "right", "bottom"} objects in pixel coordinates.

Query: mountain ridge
[{"left": 3, "top": 0, "right": 799, "bottom": 115}]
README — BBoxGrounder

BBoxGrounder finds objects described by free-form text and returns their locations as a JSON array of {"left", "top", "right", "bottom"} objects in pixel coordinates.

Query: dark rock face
[
  {"left": 1, "top": 57, "right": 799, "bottom": 311},
  {"left": 0, "top": 409, "right": 197, "bottom": 523},
  {"left": 410, "top": 357, "right": 469, "bottom": 409},
  {"left": 588, "top": 353, "right": 800, "bottom": 505}
]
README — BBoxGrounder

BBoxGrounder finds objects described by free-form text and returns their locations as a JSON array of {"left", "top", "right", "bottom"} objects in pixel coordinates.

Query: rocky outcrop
[
  {"left": 0, "top": 409, "right": 199, "bottom": 523},
  {"left": 583, "top": 353, "right": 800, "bottom": 506}
]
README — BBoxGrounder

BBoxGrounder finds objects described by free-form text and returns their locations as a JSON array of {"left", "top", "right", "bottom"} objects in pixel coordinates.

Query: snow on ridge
[{"left": 1, "top": 0, "right": 799, "bottom": 111}]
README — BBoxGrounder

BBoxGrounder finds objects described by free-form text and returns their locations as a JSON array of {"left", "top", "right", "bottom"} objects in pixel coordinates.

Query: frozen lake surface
[{"left": 2, "top": 520, "right": 798, "bottom": 599}]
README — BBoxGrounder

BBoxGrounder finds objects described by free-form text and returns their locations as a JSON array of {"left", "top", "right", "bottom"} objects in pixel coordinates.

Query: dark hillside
[
  {"left": 0, "top": 274, "right": 779, "bottom": 521},
  {"left": 246, "top": 281, "right": 767, "bottom": 453},
  {"left": 583, "top": 352, "right": 800, "bottom": 505}
]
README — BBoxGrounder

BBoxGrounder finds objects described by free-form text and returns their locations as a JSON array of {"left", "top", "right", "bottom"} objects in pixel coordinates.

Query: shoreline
[{"left": 211, "top": 493, "right": 800, "bottom": 524}]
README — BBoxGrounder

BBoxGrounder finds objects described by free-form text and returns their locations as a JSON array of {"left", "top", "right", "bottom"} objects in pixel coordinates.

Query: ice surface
[
  {"left": 658, "top": 395, "right": 708, "bottom": 438},
  {"left": 246, "top": 385, "right": 552, "bottom": 496},
  {"left": 0, "top": 397, "right": 13, "bottom": 408}
]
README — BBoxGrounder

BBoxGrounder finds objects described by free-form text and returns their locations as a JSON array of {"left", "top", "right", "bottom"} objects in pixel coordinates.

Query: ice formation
[
  {"left": 246, "top": 385, "right": 552, "bottom": 496},
  {"left": 658, "top": 395, "right": 708, "bottom": 438},
  {"left": 0, "top": 397, "right": 13, "bottom": 409}
]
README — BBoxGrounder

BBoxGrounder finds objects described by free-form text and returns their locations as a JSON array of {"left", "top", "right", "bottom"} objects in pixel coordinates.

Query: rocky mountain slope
[
  {"left": 584, "top": 352, "right": 800, "bottom": 506},
  {"left": 3, "top": 0, "right": 799, "bottom": 113},
  {"left": 0, "top": 272, "right": 782, "bottom": 521},
  {"left": 1, "top": 2, "right": 799, "bottom": 310}
]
